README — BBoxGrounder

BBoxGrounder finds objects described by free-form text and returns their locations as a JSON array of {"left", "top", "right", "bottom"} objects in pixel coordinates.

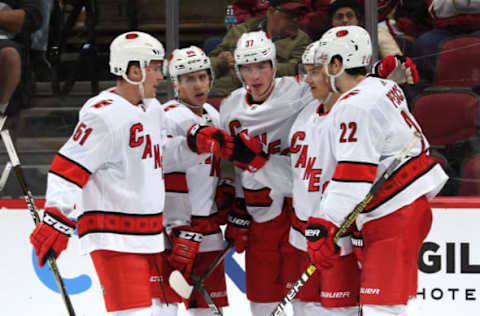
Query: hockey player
[
  {"left": 304, "top": 26, "right": 448, "bottom": 316},
  {"left": 282, "top": 40, "right": 362, "bottom": 315},
  {"left": 219, "top": 30, "right": 315, "bottom": 316},
  {"left": 29, "top": 31, "right": 231, "bottom": 316},
  {"left": 161, "top": 46, "right": 229, "bottom": 314}
]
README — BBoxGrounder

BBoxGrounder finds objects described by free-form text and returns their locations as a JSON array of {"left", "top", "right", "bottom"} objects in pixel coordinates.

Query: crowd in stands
[{"left": 1, "top": 0, "right": 480, "bottom": 196}]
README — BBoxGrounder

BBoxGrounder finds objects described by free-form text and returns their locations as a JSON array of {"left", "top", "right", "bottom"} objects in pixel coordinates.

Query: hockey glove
[
  {"left": 30, "top": 207, "right": 77, "bottom": 267},
  {"left": 215, "top": 178, "right": 235, "bottom": 225},
  {"left": 186, "top": 124, "right": 234, "bottom": 157},
  {"left": 305, "top": 217, "right": 340, "bottom": 270},
  {"left": 168, "top": 226, "right": 203, "bottom": 277},
  {"left": 225, "top": 198, "right": 251, "bottom": 253},
  {"left": 227, "top": 132, "right": 269, "bottom": 172},
  {"left": 375, "top": 55, "right": 419, "bottom": 85}
]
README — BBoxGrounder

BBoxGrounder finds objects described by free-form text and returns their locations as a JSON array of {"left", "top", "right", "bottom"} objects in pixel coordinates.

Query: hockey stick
[
  {"left": 169, "top": 242, "right": 233, "bottom": 315},
  {"left": 270, "top": 132, "right": 422, "bottom": 316},
  {"left": 0, "top": 130, "right": 76, "bottom": 316}
]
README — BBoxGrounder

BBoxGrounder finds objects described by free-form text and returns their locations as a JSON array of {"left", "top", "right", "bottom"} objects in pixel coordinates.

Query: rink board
[{"left": 0, "top": 197, "right": 479, "bottom": 316}]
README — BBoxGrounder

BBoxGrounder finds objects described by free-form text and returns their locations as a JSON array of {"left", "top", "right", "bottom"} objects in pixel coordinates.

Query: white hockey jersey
[
  {"left": 254, "top": 101, "right": 351, "bottom": 253},
  {"left": 45, "top": 89, "right": 203, "bottom": 254},
  {"left": 160, "top": 100, "right": 224, "bottom": 252},
  {"left": 220, "top": 77, "right": 313, "bottom": 222},
  {"left": 316, "top": 77, "right": 448, "bottom": 230}
]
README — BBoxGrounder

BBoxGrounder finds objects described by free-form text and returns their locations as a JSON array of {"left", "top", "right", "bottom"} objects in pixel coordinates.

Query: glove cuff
[
  {"left": 227, "top": 201, "right": 251, "bottom": 229},
  {"left": 305, "top": 217, "right": 338, "bottom": 242},
  {"left": 172, "top": 226, "right": 203, "bottom": 243},
  {"left": 218, "top": 177, "right": 234, "bottom": 187},
  {"left": 43, "top": 207, "right": 76, "bottom": 236},
  {"left": 186, "top": 124, "right": 203, "bottom": 153}
]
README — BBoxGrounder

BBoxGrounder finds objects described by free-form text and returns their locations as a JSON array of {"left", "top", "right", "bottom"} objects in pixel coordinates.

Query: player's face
[
  {"left": 144, "top": 60, "right": 164, "bottom": 98},
  {"left": 304, "top": 64, "right": 329, "bottom": 100},
  {"left": 177, "top": 70, "right": 211, "bottom": 106},
  {"left": 239, "top": 61, "right": 275, "bottom": 101},
  {"left": 331, "top": 7, "right": 360, "bottom": 27}
]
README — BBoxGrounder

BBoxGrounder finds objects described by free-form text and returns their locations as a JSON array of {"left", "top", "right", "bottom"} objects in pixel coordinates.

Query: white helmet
[
  {"left": 234, "top": 31, "right": 276, "bottom": 67},
  {"left": 317, "top": 25, "right": 372, "bottom": 70},
  {"left": 234, "top": 31, "right": 276, "bottom": 86},
  {"left": 317, "top": 26, "right": 372, "bottom": 92},
  {"left": 301, "top": 40, "right": 321, "bottom": 65},
  {"left": 167, "top": 46, "right": 213, "bottom": 92},
  {"left": 109, "top": 31, "right": 165, "bottom": 85}
]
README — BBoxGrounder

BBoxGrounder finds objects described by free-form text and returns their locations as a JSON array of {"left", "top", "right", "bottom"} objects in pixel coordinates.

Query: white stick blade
[{"left": 169, "top": 270, "right": 193, "bottom": 299}]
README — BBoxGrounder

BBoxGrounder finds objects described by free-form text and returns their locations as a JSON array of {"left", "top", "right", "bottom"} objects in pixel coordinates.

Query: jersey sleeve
[
  {"left": 161, "top": 136, "right": 210, "bottom": 173},
  {"left": 318, "top": 102, "right": 385, "bottom": 226},
  {"left": 45, "top": 110, "right": 114, "bottom": 216}
]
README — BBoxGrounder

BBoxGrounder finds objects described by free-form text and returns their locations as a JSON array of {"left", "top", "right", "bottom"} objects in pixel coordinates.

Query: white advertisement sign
[
  {"left": 1, "top": 207, "right": 478, "bottom": 315},
  {"left": 416, "top": 209, "right": 480, "bottom": 315}
]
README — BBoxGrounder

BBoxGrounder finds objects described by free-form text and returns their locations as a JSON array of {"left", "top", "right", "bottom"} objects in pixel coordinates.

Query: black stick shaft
[{"left": 1, "top": 130, "right": 76, "bottom": 316}]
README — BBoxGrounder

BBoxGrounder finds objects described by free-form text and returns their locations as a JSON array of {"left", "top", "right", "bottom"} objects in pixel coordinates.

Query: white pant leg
[
  {"left": 303, "top": 302, "right": 359, "bottom": 316},
  {"left": 251, "top": 302, "right": 285, "bottom": 316},
  {"left": 188, "top": 307, "right": 224, "bottom": 316},
  {"left": 151, "top": 298, "right": 178, "bottom": 316}
]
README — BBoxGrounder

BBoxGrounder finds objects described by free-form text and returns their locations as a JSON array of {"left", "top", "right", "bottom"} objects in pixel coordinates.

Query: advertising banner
[{"left": 1, "top": 203, "right": 478, "bottom": 315}]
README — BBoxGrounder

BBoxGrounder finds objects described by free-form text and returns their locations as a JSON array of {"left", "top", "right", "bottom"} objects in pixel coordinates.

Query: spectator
[
  {"left": 329, "top": 0, "right": 403, "bottom": 58},
  {"left": 299, "top": 0, "right": 331, "bottom": 39},
  {"left": 232, "top": 0, "right": 331, "bottom": 39},
  {"left": 378, "top": 1, "right": 430, "bottom": 56},
  {"left": 411, "top": 0, "right": 480, "bottom": 83},
  {"left": 30, "top": 0, "right": 53, "bottom": 81},
  {"left": 0, "top": 0, "right": 42, "bottom": 116},
  {"left": 233, "top": 0, "right": 270, "bottom": 24},
  {"left": 209, "top": 0, "right": 311, "bottom": 97}
]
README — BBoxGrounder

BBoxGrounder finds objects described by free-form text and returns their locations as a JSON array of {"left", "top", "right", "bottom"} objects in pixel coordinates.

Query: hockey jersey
[
  {"left": 253, "top": 100, "right": 351, "bottom": 253},
  {"left": 316, "top": 77, "right": 448, "bottom": 230},
  {"left": 160, "top": 100, "right": 224, "bottom": 252},
  {"left": 45, "top": 89, "right": 203, "bottom": 254},
  {"left": 220, "top": 77, "right": 313, "bottom": 223}
]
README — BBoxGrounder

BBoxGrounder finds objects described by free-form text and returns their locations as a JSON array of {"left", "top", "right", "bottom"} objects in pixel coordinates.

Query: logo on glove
[{"left": 305, "top": 225, "right": 328, "bottom": 242}]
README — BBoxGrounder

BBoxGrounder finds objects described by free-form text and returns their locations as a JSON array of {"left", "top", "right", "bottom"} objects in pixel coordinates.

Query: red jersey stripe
[
  {"left": 364, "top": 153, "right": 437, "bottom": 212},
  {"left": 333, "top": 161, "right": 378, "bottom": 183},
  {"left": 78, "top": 211, "right": 163, "bottom": 237},
  {"left": 164, "top": 172, "right": 188, "bottom": 193},
  {"left": 49, "top": 154, "right": 91, "bottom": 188},
  {"left": 243, "top": 187, "right": 273, "bottom": 207}
]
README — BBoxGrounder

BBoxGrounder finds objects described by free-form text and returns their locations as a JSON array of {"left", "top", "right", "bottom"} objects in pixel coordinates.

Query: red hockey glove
[
  {"left": 227, "top": 132, "right": 269, "bottom": 172},
  {"left": 305, "top": 217, "right": 341, "bottom": 270},
  {"left": 186, "top": 124, "right": 234, "bottom": 157},
  {"left": 215, "top": 178, "right": 235, "bottom": 225},
  {"left": 30, "top": 207, "right": 77, "bottom": 267},
  {"left": 375, "top": 55, "right": 419, "bottom": 85},
  {"left": 168, "top": 226, "right": 203, "bottom": 277},
  {"left": 225, "top": 199, "right": 251, "bottom": 253}
]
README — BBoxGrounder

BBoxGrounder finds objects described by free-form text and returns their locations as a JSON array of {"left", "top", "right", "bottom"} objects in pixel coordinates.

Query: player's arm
[
  {"left": 31, "top": 110, "right": 114, "bottom": 267},
  {"left": 373, "top": 55, "right": 419, "bottom": 85},
  {"left": 317, "top": 104, "right": 384, "bottom": 225},
  {"left": 306, "top": 103, "right": 384, "bottom": 269}
]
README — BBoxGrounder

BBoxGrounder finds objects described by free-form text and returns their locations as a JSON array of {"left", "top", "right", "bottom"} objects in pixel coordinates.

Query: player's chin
[{"left": 195, "top": 92, "right": 208, "bottom": 105}]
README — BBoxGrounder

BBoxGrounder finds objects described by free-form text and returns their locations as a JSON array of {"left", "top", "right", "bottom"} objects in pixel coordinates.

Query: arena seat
[
  {"left": 434, "top": 36, "right": 480, "bottom": 87},
  {"left": 458, "top": 155, "right": 480, "bottom": 196},
  {"left": 412, "top": 88, "right": 480, "bottom": 146}
]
